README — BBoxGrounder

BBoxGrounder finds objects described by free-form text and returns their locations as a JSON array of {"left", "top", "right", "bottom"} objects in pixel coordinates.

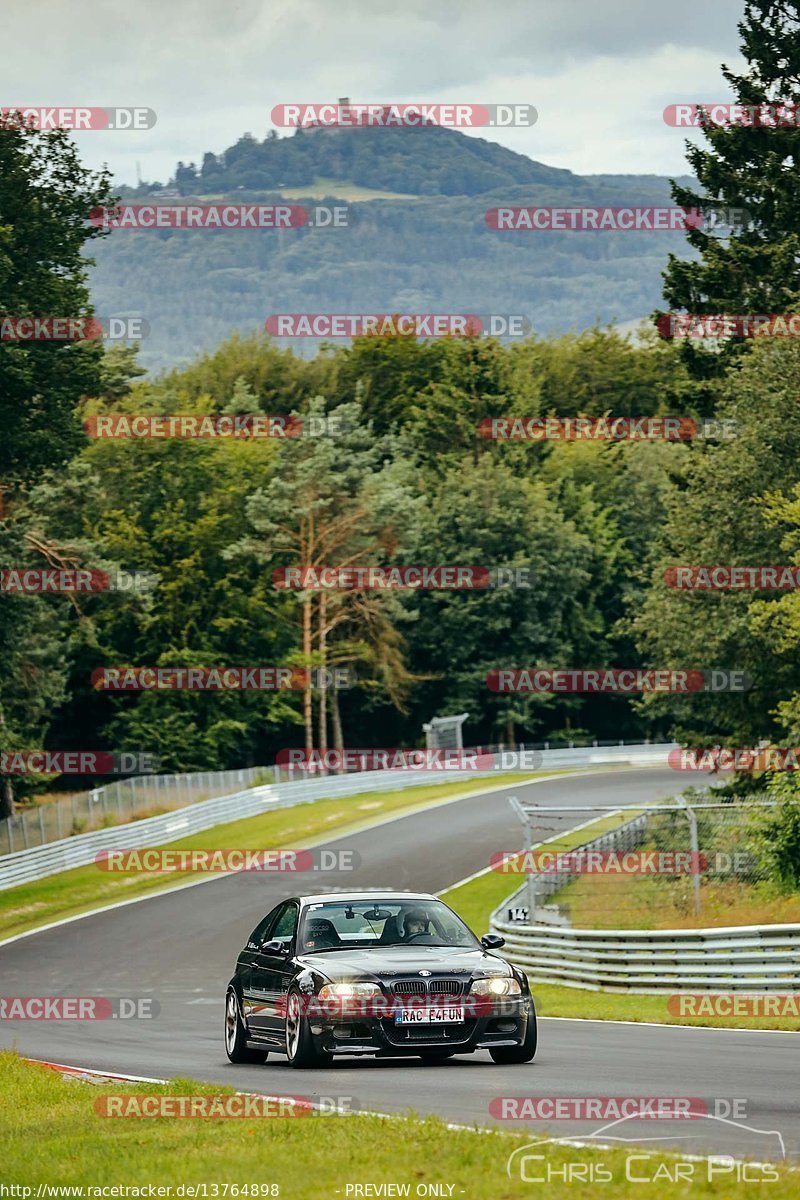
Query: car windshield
[{"left": 297, "top": 899, "right": 479, "bottom": 952}]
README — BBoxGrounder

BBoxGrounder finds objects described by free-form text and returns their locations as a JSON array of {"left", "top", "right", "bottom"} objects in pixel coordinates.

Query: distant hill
[
  {"left": 94, "top": 125, "right": 698, "bottom": 373},
  {"left": 122, "top": 123, "right": 580, "bottom": 200}
]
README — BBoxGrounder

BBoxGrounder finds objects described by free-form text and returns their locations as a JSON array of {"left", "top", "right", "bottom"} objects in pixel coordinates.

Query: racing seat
[
  {"left": 378, "top": 915, "right": 401, "bottom": 944},
  {"left": 303, "top": 918, "right": 341, "bottom": 950}
]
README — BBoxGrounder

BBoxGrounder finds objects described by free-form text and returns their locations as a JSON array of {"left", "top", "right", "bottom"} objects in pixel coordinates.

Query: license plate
[{"left": 395, "top": 1005, "right": 464, "bottom": 1024}]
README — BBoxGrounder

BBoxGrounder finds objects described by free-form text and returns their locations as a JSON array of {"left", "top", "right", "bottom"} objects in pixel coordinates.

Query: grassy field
[
  {"left": 441, "top": 809, "right": 640, "bottom": 934},
  {"left": 441, "top": 814, "right": 800, "bottom": 1032},
  {"left": 545, "top": 866, "right": 800, "bottom": 929},
  {"left": 0, "top": 771, "right": 550, "bottom": 941},
  {"left": 3, "top": 1053, "right": 793, "bottom": 1197},
  {"left": 199, "top": 180, "right": 422, "bottom": 201},
  {"left": 275, "top": 176, "right": 422, "bottom": 200}
]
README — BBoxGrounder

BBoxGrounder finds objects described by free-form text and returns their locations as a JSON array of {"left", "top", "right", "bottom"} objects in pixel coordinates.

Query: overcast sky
[{"left": 8, "top": 0, "right": 748, "bottom": 186}]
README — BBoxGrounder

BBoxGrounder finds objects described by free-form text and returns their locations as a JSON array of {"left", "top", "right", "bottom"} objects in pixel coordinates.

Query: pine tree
[{"left": 659, "top": 1, "right": 800, "bottom": 376}]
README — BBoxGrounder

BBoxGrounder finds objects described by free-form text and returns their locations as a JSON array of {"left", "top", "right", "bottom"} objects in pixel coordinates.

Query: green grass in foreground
[
  {"left": 2, "top": 1053, "right": 793, "bottom": 1197},
  {"left": 441, "top": 813, "right": 800, "bottom": 1032},
  {"left": 0, "top": 772, "right": 547, "bottom": 941}
]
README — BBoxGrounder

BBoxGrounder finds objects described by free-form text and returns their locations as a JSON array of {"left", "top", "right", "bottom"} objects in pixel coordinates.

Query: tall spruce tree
[
  {"left": 659, "top": 1, "right": 800, "bottom": 378},
  {"left": 0, "top": 118, "right": 113, "bottom": 817}
]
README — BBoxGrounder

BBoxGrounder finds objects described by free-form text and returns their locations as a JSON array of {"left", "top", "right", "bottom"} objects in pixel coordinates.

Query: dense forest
[{"left": 5, "top": 319, "right": 800, "bottom": 799}]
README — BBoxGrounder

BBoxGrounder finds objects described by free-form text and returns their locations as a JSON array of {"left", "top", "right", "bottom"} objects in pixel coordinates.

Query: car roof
[{"left": 297, "top": 891, "right": 438, "bottom": 905}]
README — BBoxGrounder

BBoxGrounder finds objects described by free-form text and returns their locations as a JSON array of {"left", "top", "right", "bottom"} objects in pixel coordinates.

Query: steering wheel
[{"left": 403, "top": 932, "right": 432, "bottom": 942}]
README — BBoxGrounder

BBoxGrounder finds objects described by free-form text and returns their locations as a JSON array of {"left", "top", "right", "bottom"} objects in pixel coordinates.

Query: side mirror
[
  {"left": 261, "top": 939, "right": 290, "bottom": 956},
  {"left": 481, "top": 933, "right": 506, "bottom": 950}
]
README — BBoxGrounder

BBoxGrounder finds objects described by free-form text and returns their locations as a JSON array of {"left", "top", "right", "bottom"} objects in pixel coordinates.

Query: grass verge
[
  {"left": 0, "top": 771, "right": 549, "bottom": 941},
  {"left": 2, "top": 1053, "right": 793, "bottom": 1197},
  {"left": 550, "top": 855, "right": 800, "bottom": 930},
  {"left": 441, "top": 813, "right": 800, "bottom": 1032},
  {"left": 441, "top": 809, "right": 638, "bottom": 934}
]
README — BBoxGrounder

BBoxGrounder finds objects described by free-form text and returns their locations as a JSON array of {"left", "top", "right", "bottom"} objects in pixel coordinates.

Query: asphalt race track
[{"left": 1, "top": 768, "right": 796, "bottom": 1164}]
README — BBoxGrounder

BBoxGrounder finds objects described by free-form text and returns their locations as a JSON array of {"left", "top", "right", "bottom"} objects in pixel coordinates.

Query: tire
[
  {"left": 489, "top": 1005, "right": 537, "bottom": 1065},
  {"left": 285, "top": 988, "right": 333, "bottom": 1069},
  {"left": 225, "top": 988, "right": 269, "bottom": 1064}
]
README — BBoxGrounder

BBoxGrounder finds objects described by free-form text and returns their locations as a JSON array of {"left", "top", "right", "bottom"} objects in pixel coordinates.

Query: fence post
[
  {"left": 38, "top": 806, "right": 45, "bottom": 844},
  {"left": 677, "top": 796, "right": 701, "bottom": 916}
]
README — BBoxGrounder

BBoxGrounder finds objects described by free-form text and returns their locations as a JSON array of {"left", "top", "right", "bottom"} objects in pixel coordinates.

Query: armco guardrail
[
  {"left": 0, "top": 766, "right": 263, "bottom": 856},
  {"left": 0, "top": 742, "right": 674, "bottom": 891},
  {"left": 490, "top": 918, "right": 800, "bottom": 993},
  {"left": 490, "top": 811, "right": 800, "bottom": 993},
  {"left": 0, "top": 738, "right": 671, "bottom": 856}
]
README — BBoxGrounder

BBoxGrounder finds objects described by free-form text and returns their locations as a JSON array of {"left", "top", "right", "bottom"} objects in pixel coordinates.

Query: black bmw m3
[{"left": 225, "top": 891, "right": 537, "bottom": 1068}]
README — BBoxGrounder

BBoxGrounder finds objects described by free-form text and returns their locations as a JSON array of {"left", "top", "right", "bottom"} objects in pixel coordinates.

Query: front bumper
[{"left": 308, "top": 995, "right": 533, "bottom": 1056}]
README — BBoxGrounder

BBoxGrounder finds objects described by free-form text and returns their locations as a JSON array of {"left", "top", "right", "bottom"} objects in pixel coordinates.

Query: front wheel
[
  {"left": 225, "top": 989, "right": 268, "bottom": 1064},
  {"left": 489, "top": 1005, "right": 537, "bottom": 1064},
  {"left": 285, "top": 989, "right": 333, "bottom": 1069}
]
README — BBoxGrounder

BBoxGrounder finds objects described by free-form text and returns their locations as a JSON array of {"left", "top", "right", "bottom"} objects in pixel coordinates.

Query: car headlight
[
  {"left": 318, "top": 982, "right": 382, "bottom": 999},
  {"left": 471, "top": 977, "right": 521, "bottom": 996}
]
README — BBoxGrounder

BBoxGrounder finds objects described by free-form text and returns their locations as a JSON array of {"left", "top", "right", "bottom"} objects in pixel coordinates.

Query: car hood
[{"left": 296, "top": 944, "right": 510, "bottom": 981}]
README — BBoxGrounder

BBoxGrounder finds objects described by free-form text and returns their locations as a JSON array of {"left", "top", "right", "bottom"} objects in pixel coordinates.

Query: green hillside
[{"left": 94, "top": 126, "right": 697, "bottom": 373}]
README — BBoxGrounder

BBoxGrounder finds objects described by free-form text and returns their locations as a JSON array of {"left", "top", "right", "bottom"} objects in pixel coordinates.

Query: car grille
[
  {"left": 428, "top": 979, "right": 461, "bottom": 996},
  {"left": 383, "top": 1020, "right": 476, "bottom": 1045},
  {"left": 392, "top": 980, "right": 426, "bottom": 995},
  {"left": 392, "top": 978, "right": 462, "bottom": 996}
]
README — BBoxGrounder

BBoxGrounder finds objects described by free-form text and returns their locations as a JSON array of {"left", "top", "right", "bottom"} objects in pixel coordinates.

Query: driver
[{"left": 402, "top": 907, "right": 433, "bottom": 941}]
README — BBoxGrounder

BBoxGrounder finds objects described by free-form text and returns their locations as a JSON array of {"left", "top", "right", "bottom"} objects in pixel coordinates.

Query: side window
[
  {"left": 270, "top": 902, "right": 299, "bottom": 947},
  {"left": 248, "top": 904, "right": 282, "bottom": 948}
]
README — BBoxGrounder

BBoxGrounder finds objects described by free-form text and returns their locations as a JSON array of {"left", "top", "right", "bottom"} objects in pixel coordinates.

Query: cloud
[{"left": 8, "top": 0, "right": 747, "bottom": 183}]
